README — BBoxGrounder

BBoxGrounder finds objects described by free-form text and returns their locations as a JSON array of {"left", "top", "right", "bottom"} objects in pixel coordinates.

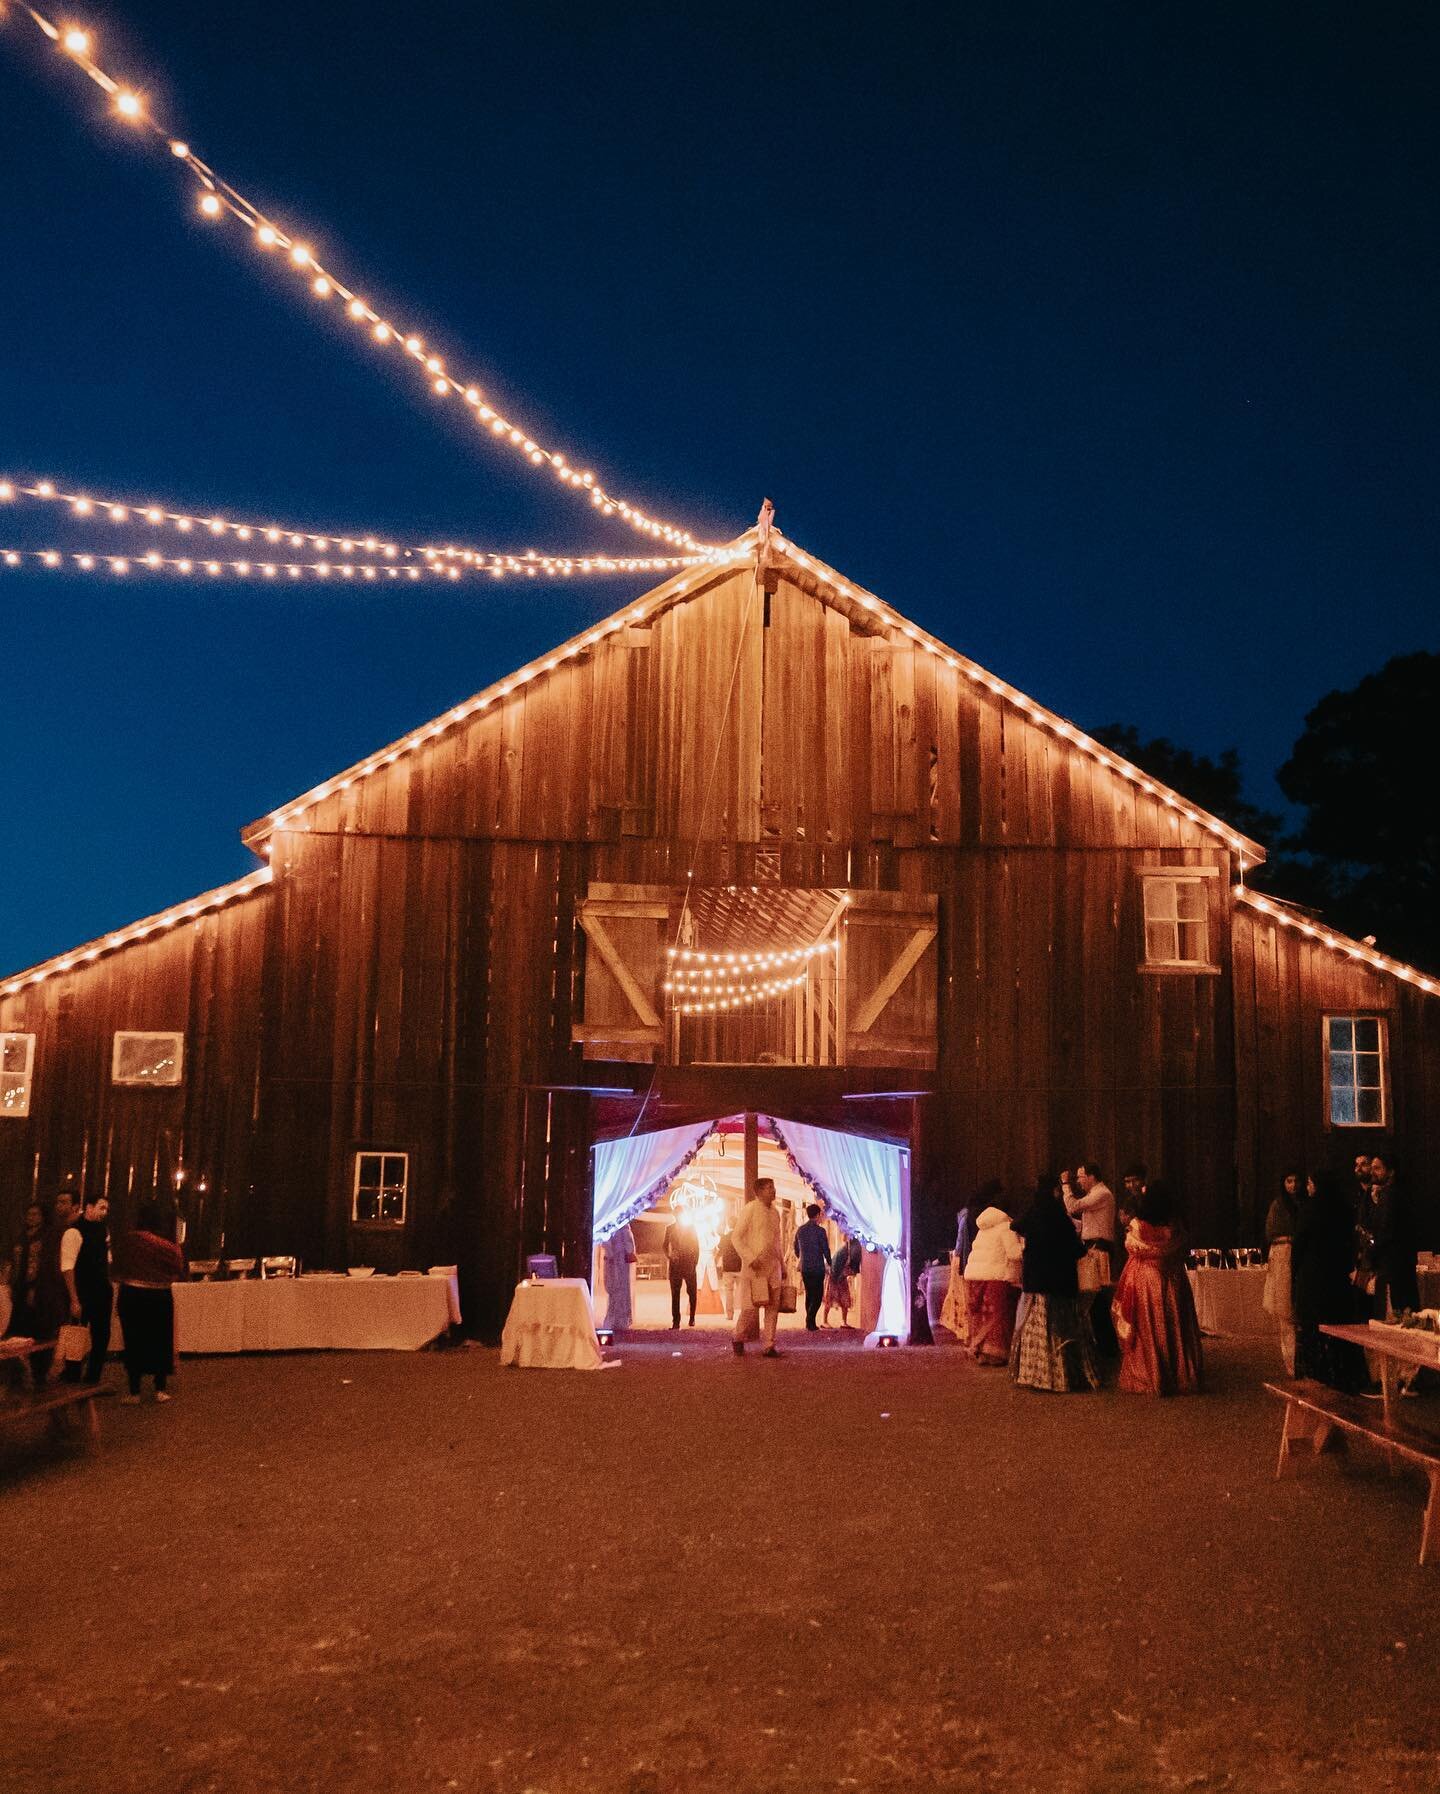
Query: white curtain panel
[
  {"left": 591, "top": 1121, "right": 715, "bottom": 1243},
  {"left": 767, "top": 1117, "right": 910, "bottom": 1345}
]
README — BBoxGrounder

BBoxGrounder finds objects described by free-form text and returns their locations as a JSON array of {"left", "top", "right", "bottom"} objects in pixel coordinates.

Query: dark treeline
[{"left": 1093, "top": 650, "right": 1440, "bottom": 977}]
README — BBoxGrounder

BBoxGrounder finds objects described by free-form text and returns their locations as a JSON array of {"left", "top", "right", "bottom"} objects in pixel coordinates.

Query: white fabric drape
[
  {"left": 767, "top": 1117, "right": 910, "bottom": 1345},
  {"left": 592, "top": 1122, "right": 714, "bottom": 1243}
]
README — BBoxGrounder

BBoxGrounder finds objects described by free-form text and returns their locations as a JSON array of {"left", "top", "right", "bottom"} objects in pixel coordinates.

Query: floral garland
[
  {"left": 762, "top": 1116, "right": 903, "bottom": 1260},
  {"left": 593, "top": 1134, "right": 710, "bottom": 1244}
]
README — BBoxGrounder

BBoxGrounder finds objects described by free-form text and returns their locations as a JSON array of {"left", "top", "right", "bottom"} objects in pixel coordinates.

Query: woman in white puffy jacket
[{"left": 962, "top": 1205, "right": 1024, "bottom": 1365}]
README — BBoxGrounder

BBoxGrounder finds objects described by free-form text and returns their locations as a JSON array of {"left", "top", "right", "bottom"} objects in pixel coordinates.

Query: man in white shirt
[
  {"left": 53, "top": 1188, "right": 87, "bottom": 1383},
  {"left": 731, "top": 1177, "right": 784, "bottom": 1358},
  {"left": 1066, "top": 1163, "right": 1118, "bottom": 1353}
]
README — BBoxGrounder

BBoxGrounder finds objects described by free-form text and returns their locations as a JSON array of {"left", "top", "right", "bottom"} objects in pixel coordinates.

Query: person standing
[
  {"left": 663, "top": 1209, "right": 701, "bottom": 1329},
  {"left": 822, "top": 1234, "right": 858, "bottom": 1328},
  {"left": 1293, "top": 1171, "right": 1368, "bottom": 1393},
  {"left": 5, "top": 1201, "right": 66, "bottom": 1388},
  {"left": 52, "top": 1189, "right": 89, "bottom": 1383},
  {"left": 1009, "top": 1172, "right": 1098, "bottom": 1394},
  {"left": 731, "top": 1177, "right": 784, "bottom": 1358},
  {"left": 1064, "top": 1163, "right": 1118, "bottom": 1353},
  {"left": 77, "top": 1193, "right": 114, "bottom": 1384},
  {"left": 1367, "top": 1153, "right": 1419, "bottom": 1319},
  {"left": 793, "top": 1203, "right": 832, "bottom": 1332},
  {"left": 1263, "top": 1168, "right": 1302, "bottom": 1376},
  {"left": 600, "top": 1221, "right": 637, "bottom": 1332},
  {"left": 1111, "top": 1183, "right": 1203, "bottom": 1395},
  {"left": 962, "top": 1202, "right": 1023, "bottom": 1365},
  {"left": 114, "top": 1200, "right": 185, "bottom": 1403},
  {"left": 1119, "top": 1164, "right": 1149, "bottom": 1231}
]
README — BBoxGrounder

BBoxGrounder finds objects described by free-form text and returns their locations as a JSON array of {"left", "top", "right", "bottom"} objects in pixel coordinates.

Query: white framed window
[
  {"left": 352, "top": 1150, "right": 408, "bottom": 1225},
  {"left": 1140, "top": 871, "right": 1217, "bottom": 970},
  {"left": 1325, "top": 1014, "right": 1388, "bottom": 1128},
  {"left": 112, "top": 1031, "right": 185, "bottom": 1087},
  {"left": 1, "top": 1032, "right": 35, "bottom": 1117}
]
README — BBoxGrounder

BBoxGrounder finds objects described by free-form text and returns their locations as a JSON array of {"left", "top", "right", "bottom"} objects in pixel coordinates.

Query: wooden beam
[
  {"left": 570, "top": 1024, "right": 664, "bottom": 1045},
  {"left": 577, "top": 913, "right": 661, "bottom": 1028},
  {"left": 850, "top": 925, "right": 937, "bottom": 1034}
]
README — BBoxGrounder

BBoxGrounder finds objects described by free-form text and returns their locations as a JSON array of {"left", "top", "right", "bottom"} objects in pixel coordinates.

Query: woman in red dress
[{"left": 1111, "top": 1183, "right": 1203, "bottom": 1395}]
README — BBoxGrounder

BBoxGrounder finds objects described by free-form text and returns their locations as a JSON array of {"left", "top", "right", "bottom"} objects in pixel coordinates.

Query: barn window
[
  {"left": 112, "top": 1031, "right": 185, "bottom": 1087},
  {"left": 1325, "top": 1015, "right": 1388, "bottom": 1128},
  {"left": 352, "top": 1151, "right": 408, "bottom": 1225},
  {"left": 1139, "top": 872, "right": 1217, "bottom": 971},
  {"left": 1, "top": 1032, "right": 35, "bottom": 1117}
]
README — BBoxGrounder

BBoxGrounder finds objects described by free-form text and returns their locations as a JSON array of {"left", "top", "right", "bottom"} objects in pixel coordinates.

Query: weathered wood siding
[
  {"left": 1232, "top": 905, "right": 1440, "bottom": 1242},
  {"left": 0, "top": 888, "right": 270, "bottom": 1252},
  {"left": 5, "top": 552, "right": 1434, "bottom": 1335}
]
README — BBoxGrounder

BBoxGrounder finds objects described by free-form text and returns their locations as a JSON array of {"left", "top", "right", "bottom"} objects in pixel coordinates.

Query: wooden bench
[
  {"left": 0, "top": 1381, "right": 115, "bottom": 1450},
  {"left": 1265, "top": 1379, "right": 1440, "bottom": 1566}
]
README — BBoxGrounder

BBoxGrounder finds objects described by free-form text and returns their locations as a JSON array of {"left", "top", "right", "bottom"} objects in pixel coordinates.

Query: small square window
[
  {"left": 112, "top": 1031, "right": 184, "bottom": 1087},
  {"left": 1, "top": 1032, "right": 35, "bottom": 1117},
  {"left": 1141, "top": 876, "right": 1212, "bottom": 968},
  {"left": 1325, "top": 1015, "right": 1388, "bottom": 1129},
  {"left": 353, "top": 1150, "right": 408, "bottom": 1225}
]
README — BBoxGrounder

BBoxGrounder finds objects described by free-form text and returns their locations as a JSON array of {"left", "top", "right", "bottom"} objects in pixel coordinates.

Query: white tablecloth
[
  {"left": 173, "top": 1275, "right": 454, "bottom": 1353},
  {"left": 1186, "top": 1266, "right": 1274, "bottom": 1337},
  {"left": 500, "top": 1278, "right": 607, "bottom": 1370}
]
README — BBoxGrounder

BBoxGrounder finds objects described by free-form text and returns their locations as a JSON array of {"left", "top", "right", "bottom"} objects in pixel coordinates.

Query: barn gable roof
[{"left": 238, "top": 527, "right": 1269, "bottom": 864}]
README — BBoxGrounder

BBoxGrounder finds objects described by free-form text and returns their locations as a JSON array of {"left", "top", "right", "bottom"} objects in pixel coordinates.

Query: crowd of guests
[
  {"left": 945, "top": 1162, "right": 1203, "bottom": 1397},
  {"left": 2, "top": 1186, "right": 184, "bottom": 1401},
  {"left": 1263, "top": 1150, "right": 1423, "bottom": 1394}
]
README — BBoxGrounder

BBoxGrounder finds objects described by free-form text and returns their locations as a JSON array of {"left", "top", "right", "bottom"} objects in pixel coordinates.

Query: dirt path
[{"left": 2, "top": 1335, "right": 1436, "bottom": 1793}]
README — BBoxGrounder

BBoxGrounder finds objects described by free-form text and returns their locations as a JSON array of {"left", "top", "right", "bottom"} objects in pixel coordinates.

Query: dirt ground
[{"left": 2, "top": 1330, "right": 1437, "bottom": 1794}]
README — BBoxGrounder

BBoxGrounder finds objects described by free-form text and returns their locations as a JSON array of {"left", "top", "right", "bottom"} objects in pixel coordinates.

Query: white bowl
[{"left": 347, "top": 1266, "right": 376, "bottom": 1280}]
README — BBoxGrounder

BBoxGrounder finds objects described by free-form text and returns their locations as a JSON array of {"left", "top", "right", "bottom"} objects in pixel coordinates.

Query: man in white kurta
[
  {"left": 601, "top": 1222, "right": 636, "bottom": 1331},
  {"left": 731, "top": 1178, "right": 784, "bottom": 1356}
]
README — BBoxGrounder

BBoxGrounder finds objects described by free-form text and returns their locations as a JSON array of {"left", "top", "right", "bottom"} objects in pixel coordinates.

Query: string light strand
[
  {"left": 0, "top": 477, "right": 708, "bottom": 577},
  {"left": 14, "top": 7, "right": 716, "bottom": 553}
]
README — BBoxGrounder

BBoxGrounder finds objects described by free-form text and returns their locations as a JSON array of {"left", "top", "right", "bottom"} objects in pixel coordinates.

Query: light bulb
[
  {"left": 312, "top": 275, "right": 331, "bottom": 296},
  {"left": 200, "top": 194, "right": 222, "bottom": 217},
  {"left": 290, "top": 244, "right": 311, "bottom": 267},
  {"left": 63, "top": 29, "right": 91, "bottom": 55},
  {"left": 115, "top": 91, "right": 142, "bottom": 119},
  {"left": 170, "top": 140, "right": 189, "bottom": 158},
  {"left": 257, "top": 225, "right": 277, "bottom": 247}
]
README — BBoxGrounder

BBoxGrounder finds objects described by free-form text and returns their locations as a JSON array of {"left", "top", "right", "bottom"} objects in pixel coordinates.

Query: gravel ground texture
[{"left": 2, "top": 1330, "right": 1438, "bottom": 1794}]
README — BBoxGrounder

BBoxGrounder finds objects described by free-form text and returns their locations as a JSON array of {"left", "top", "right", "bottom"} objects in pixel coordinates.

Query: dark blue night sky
[{"left": 2, "top": 0, "right": 1436, "bottom": 973}]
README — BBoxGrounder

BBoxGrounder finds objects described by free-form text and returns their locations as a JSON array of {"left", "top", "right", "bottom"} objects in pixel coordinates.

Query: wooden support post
[{"left": 744, "top": 1111, "right": 759, "bottom": 1203}]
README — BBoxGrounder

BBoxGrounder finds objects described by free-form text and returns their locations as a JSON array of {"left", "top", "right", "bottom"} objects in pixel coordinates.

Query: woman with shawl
[
  {"left": 1111, "top": 1183, "right": 1203, "bottom": 1395},
  {"left": 1009, "top": 1173, "right": 1099, "bottom": 1393},
  {"left": 114, "top": 1199, "right": 185, "bottom": 1403},
  {"left": 962, "top": 1203, "right": 1023, "bottom": 1364}
]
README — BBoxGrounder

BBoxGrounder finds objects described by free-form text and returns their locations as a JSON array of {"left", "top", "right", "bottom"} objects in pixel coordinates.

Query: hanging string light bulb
[{"left": 13, "top": 5, "right": 718, "bottom": 554}]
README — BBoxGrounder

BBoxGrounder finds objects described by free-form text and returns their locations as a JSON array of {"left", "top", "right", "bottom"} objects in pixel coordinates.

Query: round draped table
[
  {"left": 1186, "top": 1265, "right": 1274, "bottom": 1338},
  {"left": 500, "top": 1278, "right": 610, "bottom": 1370}
]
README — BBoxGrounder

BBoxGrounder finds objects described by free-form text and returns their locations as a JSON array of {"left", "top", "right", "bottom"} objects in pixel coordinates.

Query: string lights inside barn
[{"left": 11, "top": 5, "right": 715, "bottom": 555}]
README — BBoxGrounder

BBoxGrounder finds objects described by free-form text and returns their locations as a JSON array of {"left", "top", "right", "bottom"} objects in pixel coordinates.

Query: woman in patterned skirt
[{"left": 1009, "top": 1172, "right": 1100, "bottom": 1393}]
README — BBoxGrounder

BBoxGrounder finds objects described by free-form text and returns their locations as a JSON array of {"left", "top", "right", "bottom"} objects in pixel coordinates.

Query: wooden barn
[{"left": 4, "top": 525, "right": 1438, "bottom": 1336}]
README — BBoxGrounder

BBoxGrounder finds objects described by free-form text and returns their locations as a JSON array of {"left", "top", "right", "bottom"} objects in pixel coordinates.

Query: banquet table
[
  {"left": 172, "top": 1273, "right": 455, "bottom": 1354},
  {"left": 1186, "top": 1265, "right": 1274, "bottom": 1338},
  {"left": 500, "top": 1278, "right": 608, "bottom": 1371}
]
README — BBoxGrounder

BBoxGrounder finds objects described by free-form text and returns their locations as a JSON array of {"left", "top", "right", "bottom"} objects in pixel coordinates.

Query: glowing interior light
[
  {"left": 257, "top": 225, "right": 277, "bottom": 247},
  {"left": 115, "top": 91, "right": 142, "bottom": 118},
  {"left": 312, "top": 275, "right": 331, "bottom": 297},
  {"left": 290, "top": 244, "right": 311, "bottom": 267},
  {"left": 348, "top": 299, "right": 366, "bottom": 319},
  {"left": 372, "top": 322, "right": 390, "bottom": 342},
  {"left": 200, "top": 193, "right": 222, "bottom": 217},
  {"left": 170, "top": 139, "right": 189, "bottom": 158},
  {"left": 63, "top": 28, "right": 90, "bottom": 54}
]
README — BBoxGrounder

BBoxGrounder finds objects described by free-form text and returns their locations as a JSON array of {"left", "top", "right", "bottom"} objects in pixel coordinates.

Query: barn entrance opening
[{"left": 591, "top": 1112, "right": 910, "bottom": 1345}]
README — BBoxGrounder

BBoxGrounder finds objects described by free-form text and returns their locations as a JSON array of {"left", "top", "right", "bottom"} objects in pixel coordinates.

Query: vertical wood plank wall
[{"left": 3, "top": 558, "right": 1435, "bottom": 1333}]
